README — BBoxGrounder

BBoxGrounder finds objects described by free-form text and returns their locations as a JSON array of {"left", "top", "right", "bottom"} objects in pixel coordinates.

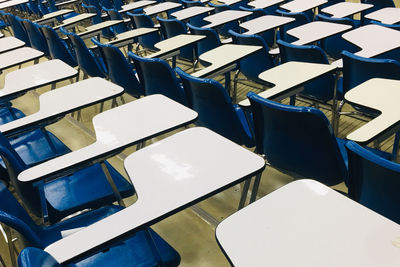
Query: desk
[
  {"left": 0, "top": 59, "right": 77, "bottom": 102},
  {"left": 239, "top": 61, "right": 337, "bottom": 106},
  {"left": 320, "top": 2, "right": 372, "bottom": 18},
  {"left": 0, "top": 78, "right": 123, "bottom": 137},
  {"left": 216, "top": 179, "right": 400, "bottom": 267},
  {"left": 280, "top": 0, "right": 327, "bottom": 13},
  {"left": 144, "top": 2, "right": 182, "bottom": 16},
  {"left": 119, "top": 0, "right": 157, "bottom": 14},
  {"left": 240, "top": 15, "right": 295, "bottom": 35},
  {"left": 18, "top": 94, "right": 198, "bottom": 183},
  {"left": 77, "top": 20, "right": 123, "bottom": 39},
  {"left": 53, "top": 13, "right": 97, "bottom": 31},
  {"left": 96, "top": 28, "right": 158, "bottom": 48},
  {"left": 191, "top": 44, "right": 262, "bottom": 79},
  {"left": 345, "top": 78, "right": 400, "bottom": 145},
  {"left": 146, "top": 34, "right": 205, "bottom": 59},
  {"left": 0, "top": 36, "right": 25, "bottom": 53},
  {"left": 0, "top": 47, "right": 43, "bottom": 72},
  {"left": 364, "top": 7, "right": 400, "bottom": 25},
  {"left": 202, "top": 10, "right": 252, "bottom": 29},
  {"left": 0, "top": 0, "right": 28, "bottom": 9},
  {"left": 248, "top": 0, "right": 285, "bottom": 9},
  {"left": 170, "top": 6, "right": 214, "bottom": 21},
  {"left": 44, "top": 127, "right": 265, "bottom": 264},
  {"left": 34, "top": 9, "right": 75, "bottom": 25}
]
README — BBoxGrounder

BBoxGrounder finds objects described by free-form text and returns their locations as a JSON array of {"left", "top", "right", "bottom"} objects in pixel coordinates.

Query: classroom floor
[{"left": 1, "top": 2, "right": 399, "bottom": 264}]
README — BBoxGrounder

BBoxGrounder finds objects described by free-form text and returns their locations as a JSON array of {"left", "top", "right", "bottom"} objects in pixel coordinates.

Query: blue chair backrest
[
  {"left": 127, "top": 12, "right": 161, "bottom": 50},
  {"left": 103, "top": 7, "right": 129, "bottom": 34},
  {"left": 100, "top": 0, "right": 114, "bottom": 9},
  {"left": 26, "top": 0, "right": 42, "bottom": 16},
  {"left": 82, "top": 3, "right": 103, "bottom": 24},
  {"left": 5, "top": 14, "right": 30, "bottom": 46},
  {"left": 276, "top": 10, "right": 310, "bottom": 42},
  {"left": 21, "top": 19, "right": 49, "bottom": 56},
  {"left": 176, "top": 68, "right": 254, "bottom": 147},
  {"left": 37, "top": 0, "right": 49, "bottom": 15},
  {"left": 61, "top": 27, "right": 107, "bottom": 78},
  {"left": 181, "top": 0, "right": 205, "bottom": 7},
  {"left": 0, "top": 182, "right": 45, "bottom": 247},
  {"left": 346, "top": 141, "right": 400, "bottom": 224},
  {"left": 114, "top": 0, "right": 124, "bottom": 10},
  {"left": 315, "top": 14, "right": 357, "bottom": 59},
  {"left": 229, "top": 30, "right": 275, "bottom": 82},
  {"left": 247, "top": 92, "right": 346, "bottom": 185},
  {"left": 187, "top": 23, "right": 221, "bottom": 57},
  {"left": 92, "top": 38, "right": 144, "bottom": 97},
  {"left": 18, "top": 248, "right": 60, "bottom": 267},
  {"left": 157, "top": 16, "right": 193, "bottom": 61},
  {"left": 277, "top": 39, "right": 335, "bottom": 102},
  {"left": 129, "top": 52, "right": 187, "bottom": 104},
  {"left": 46, "top": 0, "right": 58, "bottom": 12},
  {"left": 40, "top": 25, "right": 77, "bottom": 67},
  {"left": 342, "top": 50, "right": 400, "bottom": 96}
]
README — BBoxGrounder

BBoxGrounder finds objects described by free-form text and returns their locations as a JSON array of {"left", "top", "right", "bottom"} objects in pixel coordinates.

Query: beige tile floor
[{"left": 1, "top": 0, "right": 400, "bottom": 264}]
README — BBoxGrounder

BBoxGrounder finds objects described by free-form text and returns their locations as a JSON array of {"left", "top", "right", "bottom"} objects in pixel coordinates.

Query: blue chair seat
[{"left": 0, "top": 107, "right": 25, "bottom": 125}]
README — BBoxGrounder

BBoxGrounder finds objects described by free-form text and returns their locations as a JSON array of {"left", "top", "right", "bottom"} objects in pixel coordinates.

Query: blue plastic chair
[
  {"left": 157, "top": 16, "right": 194, "bottom": 62},
  {"left": 229, "top": 29, "right": 276, "bottom": 97},
  {"left": 0, "top": 181, "right": 179, "bottom": 267},
  {"left": 176, "top": 67, "right": 254, "bottom": 147},
  {"left": 277, "top": 39, "right": 341, "bottom": 109},
  {"left": 181, "top": 0, "right": 205, "bottom": 7},
  {"left": 129, "top": 52, "right": 187, "bottom": 105},
  {"left": 20, "top": 19, "right": 49, "bottom": 57},
  {"left": 0, "top": 130, "right": 134, "bottom": 223},
  {"left": 61, "top": 27, "right": 107, "bottom": 79},
  {"left": 315, "top": 14, "right": 358, "bottom": 59},
  {"left": 207, "top": 2, "right": 240, "bottom": 37},
  {"left": 99, "top": 0, "right": 114, "bottom": 9},
  {"left": 40, "top": 25, "right": 77, "bottom": 68},
  {"left": 346, "top": 141, "right": 400, "bottom": 224},
  {"left": 82, "top": 3, "right": 114, "bottom": 39},
  {"left": 92, "top": 38, "right": 144, "bottom": 98},
  {"left": 102, "top": 7, "right": 130, "bottom": 34},
  {"left": 275, "top": 10, "right": 311, "bottom": 43},
  {"left": 127, "top": 12, "right": 161, "bottom": 50},
  {"left": 187, "top": 23, "right": 221, "bottom": 64},
  {"left": 113, "top": 0, "right": 125, "bottom": 10},
  {"left": 4, "top": 14, "right": 30, "bottom": 46}
]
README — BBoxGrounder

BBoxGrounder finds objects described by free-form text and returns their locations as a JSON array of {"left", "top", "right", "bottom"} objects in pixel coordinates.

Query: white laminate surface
[
  {"left": 0, "top": 78, "right": 123, "bottom": 135},
  {"left": 280, "top": 0, "right": 327, "bottom": 13},
  {"left": 342, "top": 24, "right": 400, "bottom": 58},
  {"left": 345, "top": 78, "right": 400, "bottom": 144},
  {"left": 0, "top": 59, "right": 77, "bottom": 100},
  {"left": 216, "top": 179, "right": 400, "bottom": 267},
  {"left": 240, "top": 15, "right": 295, "bottom": 35},
  {"left": 144, "top": 2, "right": 182, "bottom": 16},
  {"left": 0, "top": 0, "right": 28, "bottom": 9},
  {"left": 321, "top": 2, "right": 372, "bottom": 18},
  {"left": 44, "top": 127, "right": 265, "bottom": 263},
  {"left": 120, "top": 0, "right": 157, "bottom": 13},
  {"left": 102, "top": 28, "right": 158, "bottom": 47},
  {"left": 239, "top": 61, "right": 337, "bottom": 106},
  {"left": 287, "top": 21, "right": 352, "bottom": 45},
  {"left": 34, "top": 9, "right": 74, "bottom": 24},
  {"left": 0, "top": 36, "right": 25, "bottom": 53},
  {"left": 364, "top": 7, "right": 400, "bottom": 25},
  {"left": 18, "top": 95, "right": 198, "bottom": 182},
  {"left": 171, "top": 6, "right": 214, "bottom": 21},
  {"left": 78, "top": 20, "right": 123, "bottom": 39},
  {"left": 248, "top": 0, "right": 285, "bottom": 9},
  {"left": 146, "top": 34, "right": 205, "bottom": 59},
  {"left": 192, "top": 44, "right": 262, "bottom": 78},
  {"left": 53, "top": 13, "right": 97, "bottom": 30},
  {"left": 0, "top": 47, "right": 43, "bottom": 71},
  {"left": 203, "top": 10, "right": 252, "bottom": 28}
]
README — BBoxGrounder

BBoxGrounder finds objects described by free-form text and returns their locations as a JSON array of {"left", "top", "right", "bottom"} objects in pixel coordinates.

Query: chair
[
  {"left": 61, "top": 27, "right": 107, "bottom": 79},
  {"left": 91, "top": 38, "right": 144, "bottom": 98},
  {"left": 127, "top": 12, "right": 161, "bottom": 51},
  {"left": 157, "top": 16, "right": 194, "bottom": 62},
  {"left": 207, "top": 2, "right": 239, "bottom": 37},
  {"left": 346, "top": 140, "right": 400, "bottom": 224},
  {"left": 20, "top": 19, "right": 49, "bottom": 57},
  {"left": 180, "top": 0, "right": 209, "bottom": 26},
  {"left": 129, "top": 52, "right": 187, "bottom": 105},
  {"left": 315, "top": 14, "right": 358, "bottom": 60},
  {"left": 82, "top": 3, "right": 114, "bottom": 39},
  {"left": 277, "top": 39, "right": 341, "bottom": 113},
  {"left": 40, "top": 25, "right": 77, "bottom": 68},
  {"left": 275, "top": 10, "right": 311, "bottom": 43},
  {"left": 187, "top": 23, "right": 221, "bottom": 63},
  {"left": 0, "top": 130, "right": 134, "bottom": 223},
  {"left": 0, "top": 181, "right": 180, "bottom": 267},
  {"left": 181, "top": 0, "right": 205, "bottom": 8},
  {"left": 102, "top": 7, "right": 130, "bottom": 35},
  {"left": 229, "top": 30, "right": 276, "bottom": 101},
  {"left": 4, "top": 14, "right": 30, "bottom": 46}
]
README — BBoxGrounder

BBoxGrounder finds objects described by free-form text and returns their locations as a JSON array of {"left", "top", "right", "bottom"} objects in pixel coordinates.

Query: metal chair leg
[
  {"left": 238, "top": 179, "right": 251, "bottom": 210},
  {"left": 249, "top": 173, "right": 262, "bottom": 203},
  {"left": 233, "top": 70, "right": 240, "bottom": 103}
]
